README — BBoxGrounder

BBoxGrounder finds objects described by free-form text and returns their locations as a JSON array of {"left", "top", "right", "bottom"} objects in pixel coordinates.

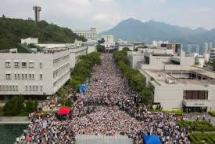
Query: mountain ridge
[{"left": 101, "top": 18, "right": 215, "bottom": 44}]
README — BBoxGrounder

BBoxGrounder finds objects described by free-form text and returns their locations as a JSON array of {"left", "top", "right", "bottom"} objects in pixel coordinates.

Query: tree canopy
[
  {"left": 0, "top": 17, "right": 86, "bottom": 50},
  {"left": 113, "top": 49, "right": 154, "bottom": 105},
  {"left": 3, "top": 96, "right": 38, "bottom": 116}
]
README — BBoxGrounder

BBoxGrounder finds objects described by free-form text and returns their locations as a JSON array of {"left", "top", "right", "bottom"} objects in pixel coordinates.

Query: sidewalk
[{"left": 0, "top": 116, "right": 30, "bottom": 124}]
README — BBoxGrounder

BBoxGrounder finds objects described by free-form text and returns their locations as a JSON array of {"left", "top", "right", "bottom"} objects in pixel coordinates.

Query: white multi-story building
[
  {"left": 74, "top": 28, "right": 97, "bottom": 41},
  {"left": 152, "top": 40, "right": 169, "bottom": 47},
  {"left": 128, "top": 43, "right": 194, "bottom": 70},
  {"left": 141, "top": 69, "right": 215, "bottom": 112},
  {"left": 0, "top": 38, "right": 97, "bottom": 97},
  {"left": 116, "top": 40, "right": 134, "bottom": 51},
  {"left": 21, "top": 37, "right": 38, "bottom": 45},
  {"left": 101, "top": 35, "right": 115, "bottom": 48},
  {"left": 0, "top": 49, "right": 70, "bottom": 96},
  {"left": 209, "top": 48, "right": 215, "bottom": 61},
  {"left": 128, "top": 43, "right": 215, "bottom": 112}
]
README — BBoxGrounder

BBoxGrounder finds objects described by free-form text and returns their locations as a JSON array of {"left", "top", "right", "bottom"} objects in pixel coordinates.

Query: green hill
[{"left": 0, "top": 17, "right": 86, "bottom": 50}]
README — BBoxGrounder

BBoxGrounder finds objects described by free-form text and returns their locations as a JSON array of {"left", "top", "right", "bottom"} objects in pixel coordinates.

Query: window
[
  {"left": 9, "top": 86, "right": 12, "bottom": 91},
  {"left": 40, "top": 74, "right": 43, "bottom": 80},
  {"left": 32, "top": 74, "right": 35, "bottom": 80},
  {"left": 6, "top": 74, "right": 11, "bottom": 80},
  {"left": 183, "top": 90, "right": 208, "bottom": 100},
  {"left": 25, "top": 86, "right": 28, "bottom": 91},
  {"left": 22, "top": 62, "right": 27, "bottom": 68},
  {"left": 5, "top": 62, "right": 11, "bottom": 68},
  {"left": 25, "top": 74, "right": 28, "bottom": 80},
  {"left": 39, "top": 62, "right": 43, "bottom": 69},
  {"left": 12, "top": 86, "right": 16, "bottom": 91},
  {"left": 14, "top": 62, "right": 19, "bottom": 68},
  {"left": 29, "top": 62, "right": 34, "bottom": 68},
  {"left": 29, "top": 74, "right": 32, "bottom": 80},
  {"left": 22, "top": 74, "right": 25, "bottom": 80},
  {"left": 14, "top": 74, "right": 17, "bottom": 80},
  {"left": 17, "top": 74, "right": 20, "bottom": 80},
  {"left": 40, "top": 86, "right": 43, "bottom": 92},
  {"left": 35, "top": 86, "right": 38, "bottom": 91}
]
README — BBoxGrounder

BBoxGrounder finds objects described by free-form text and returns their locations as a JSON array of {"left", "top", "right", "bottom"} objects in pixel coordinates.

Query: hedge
[
  {"left": 177, "top": 121, "right": 215, "bottom": 132},
  {"left": 113, "top": 50, "right": 153, "bottom": 105},
  {"left": 189, "top": 133, "right": 215, "bottom": 144},
  {"left": 209, "top": 111, "right": 215, "bottom": 117}
]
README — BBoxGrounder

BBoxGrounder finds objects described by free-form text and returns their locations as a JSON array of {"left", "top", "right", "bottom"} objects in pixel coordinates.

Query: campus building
[
  {"left": 0, "top": 38, "right": 97, "bottom": 97},
  {"left": 74, "top": 28, "right": 97, "bottom": 41},
  {"left": 128, "top": 43, "right": 215, "bottom": 112},
  {"left": 0, "top": 49, "right": 70, "bottom": 97},
  {"left": 209, "top": 48, "right": 215, "bottom": 61},
  {"left": 140, "top": 69, "right": 215, "bottom": 112},
  {"left": 128, "top": 44, "right": 193, "bottom": 70},
  {"left": 101, "top": 35, "right": 115, "bottom": 48}
]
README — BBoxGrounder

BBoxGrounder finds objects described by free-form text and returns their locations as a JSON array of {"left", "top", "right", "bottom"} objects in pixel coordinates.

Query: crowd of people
[
  {"left": 72, "top": 54, "right": 190, "bottom": 144},
  {"left": 16, "top": 53, "right": 190, "bottom": 144},
  {"left": 16, "top": 98, "right": 76, "bottom": 144}
]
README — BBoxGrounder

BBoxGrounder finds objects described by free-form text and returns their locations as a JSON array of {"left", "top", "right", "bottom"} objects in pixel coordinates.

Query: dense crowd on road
[
  {"left": 16, "top": 53, "right": 190, "bottom": 144},
  {"left": 72, "top": 54, "right": 190, "bottom": 144},
  {"left": 15, "top": 98, "right": 76, "bottom": 144}
]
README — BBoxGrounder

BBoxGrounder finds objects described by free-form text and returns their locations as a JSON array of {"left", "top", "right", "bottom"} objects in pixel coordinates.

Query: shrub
[
  {"left": 209, "top": 111, "right": 215, "bottom": 117},
  {"left": 177, "top": 121, "right": 215, "bottom": 131},
  {"left": 189, "top": 133, "right": 215, "bottom": 144},
  {"left": 3, "top": 96, "right": 38, "bottom": 116}
]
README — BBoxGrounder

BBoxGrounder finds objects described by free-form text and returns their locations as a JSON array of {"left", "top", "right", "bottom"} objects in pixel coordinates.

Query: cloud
[
  {"left": 92, "top": 13, "right": 121, "bottom": 24},
  {"left": 95, "top": 0, "right": 114, "bottom": 2},
  {"left": 199, "top": 7, "right": 211, "bottom": 12},
  {"left": 1, "top": 0, "right": 215, "bottom": 31}
]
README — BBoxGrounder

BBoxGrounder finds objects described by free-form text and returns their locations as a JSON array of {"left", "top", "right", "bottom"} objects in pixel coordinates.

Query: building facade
[
  {"left": 0, "top": 50, "right": 70, "bottom": 97},
  {"left": 209, "top": 48, "right": 215, "bottom": 61},
  {"left": 141, "top": 69, "right": 215, "bottom": 112},
  {"left": 74, "top": 28, "right": 97, "bottom": 41},
  {"left": 128, "top": 43, "right": 215, "bottom": 112},
  {"left": 101, "top": 35, "right": 115, "bottom": 48}
]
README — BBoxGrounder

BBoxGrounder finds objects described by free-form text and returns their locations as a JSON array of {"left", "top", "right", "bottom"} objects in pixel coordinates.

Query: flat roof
[{"left": 143, "top": 69, "right": 215, "bottom": 86}]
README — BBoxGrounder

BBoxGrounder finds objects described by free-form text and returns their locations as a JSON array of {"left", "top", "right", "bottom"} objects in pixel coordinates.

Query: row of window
[
  {"left": 0, "top": 85, "right": 18, "bottom": 92},
  {"left": 0, "top": 85, "right": 43, "bottom": 92},
  {"left": 183, "top": 90, "right": 208, "bottom": 100},
  {"left": 53, "top": 71, "right": 70, "bottom": 87},
  {"left": 53, "top": 63, "right": 70, "bottom": 78},
  {"left": 5, "top": 61, "right": 42, "bottom": 69},
  {"left": 53, "top": 55, "right": 69, "bottom": 64},
  {"left": 5, "top": 74, "right": 42, "bottom": 81},
  {"left": 25, "top": 85, "right": 43, "bottom": 92}
]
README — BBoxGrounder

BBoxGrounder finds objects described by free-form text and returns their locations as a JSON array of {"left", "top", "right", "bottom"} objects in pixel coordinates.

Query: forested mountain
[
  {"left": 101, "top": 18, "right": 215, "bottom": 44},
  {"left": 0, "top": 17, "right": 86, "bottom": 50}
]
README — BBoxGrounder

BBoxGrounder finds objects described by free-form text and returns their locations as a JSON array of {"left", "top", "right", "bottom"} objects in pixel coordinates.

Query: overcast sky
[{"left": 1, "top": 0, "right": 215, "bottom": 32}]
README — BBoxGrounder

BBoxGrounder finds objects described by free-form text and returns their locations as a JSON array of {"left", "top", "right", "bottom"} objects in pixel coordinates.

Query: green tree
[
  {"left": 25, "top": 100, "right": 38, "bottom": 114},
  {"left": 210, "top": 59, "right": 215, "bottom": 71},
  {"left": 113, "top": 50, "right": 154, "bottom": 105},
  {"left": 98, "top": 38, "right": 105, "bottom": 44},
  {"left": 3, "top": 96, "right": 25, "bottom": 116},
  {"left": 0, "top": 17, "right": 86, "bottom": 50},
  {"left": 96, "top": 44, "right": 105, "bottom": 52}
]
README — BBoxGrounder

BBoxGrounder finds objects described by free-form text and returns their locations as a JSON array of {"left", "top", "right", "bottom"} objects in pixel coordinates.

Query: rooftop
[{"left": 143, "top": 69, "right": 215, "bottom": 86}]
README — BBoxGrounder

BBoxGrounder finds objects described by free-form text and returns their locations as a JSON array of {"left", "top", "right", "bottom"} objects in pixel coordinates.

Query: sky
[{"left": 1, "top": 0, "right": 215, "bottom": 32}]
